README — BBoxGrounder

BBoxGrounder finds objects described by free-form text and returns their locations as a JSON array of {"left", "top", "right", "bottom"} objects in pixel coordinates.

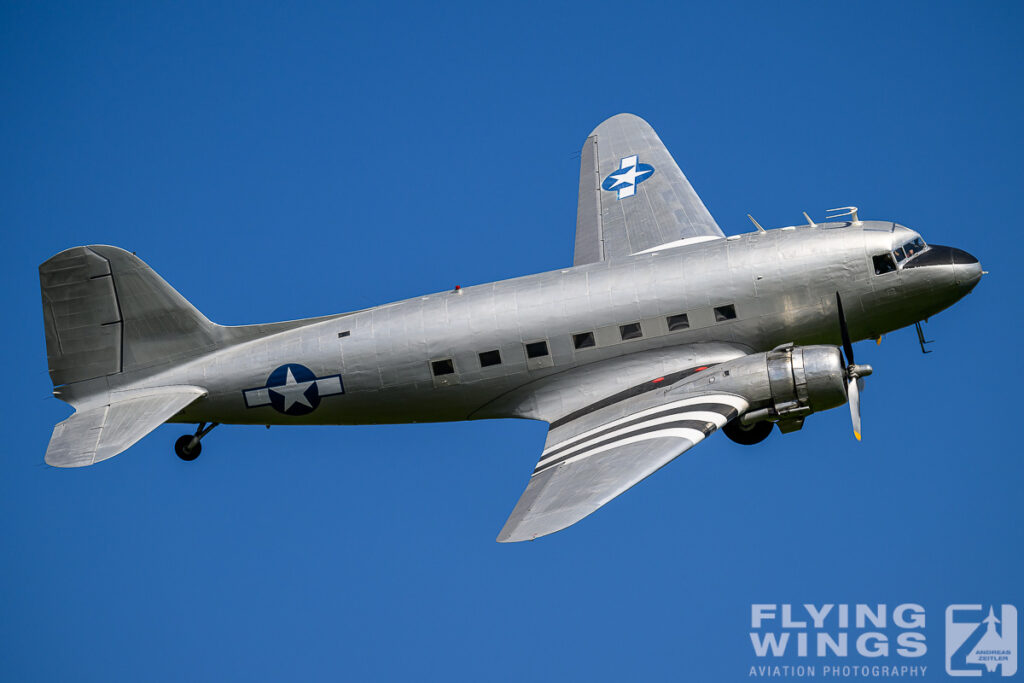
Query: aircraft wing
[
  {"left": 497, "top": 386, "right": 748, "bottom": 542},
  {"left": 574, "top": 113, "right": 724, "bottom": 265}
]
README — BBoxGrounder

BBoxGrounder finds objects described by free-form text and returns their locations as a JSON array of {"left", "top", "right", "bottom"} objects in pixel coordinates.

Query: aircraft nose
[
  {"left": 950, "top": 247, "right": 982, "bottom": 289},
  {"left": 902, "top": 244, "right": 983, "bottom": 300}
]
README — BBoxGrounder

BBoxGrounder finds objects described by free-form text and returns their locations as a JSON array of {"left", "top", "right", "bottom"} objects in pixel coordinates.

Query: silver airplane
[{"left": 39, "top": 114, "right": 983, "bottom": 542}]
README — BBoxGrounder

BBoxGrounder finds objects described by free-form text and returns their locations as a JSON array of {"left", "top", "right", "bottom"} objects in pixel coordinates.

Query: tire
[
  {"left": 175, "top": 435, "right": 201, "bottom": 461},
  {"left": 723, "top": 419, "right": 774, "bottom": 446}
]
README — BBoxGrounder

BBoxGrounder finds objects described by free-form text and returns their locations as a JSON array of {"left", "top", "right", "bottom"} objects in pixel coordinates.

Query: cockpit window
[
  {"left": 903, "top": 237, "right": 926, "bottom": 259},
  {"left": 873, "top": 253, "right": 897, "bottom": 274},
  {"left": 893, "top": 246, "right": 906, "bottom": 262}
]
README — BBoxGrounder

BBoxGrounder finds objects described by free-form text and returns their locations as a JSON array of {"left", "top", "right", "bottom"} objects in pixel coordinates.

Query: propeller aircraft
[{"left": 39, "top": 114, "right": 983, "bottom": 541}]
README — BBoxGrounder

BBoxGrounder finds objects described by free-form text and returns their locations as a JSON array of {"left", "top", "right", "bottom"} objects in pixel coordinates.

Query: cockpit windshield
[
  {"left": 902, "top": 237, "right": 926, "bottom": 259},
  {"left": 873, "top": 235, "right": 929, "bottom": 275},
  {"left": 892, "top": 236, "right": 927, "bottom": 266}
]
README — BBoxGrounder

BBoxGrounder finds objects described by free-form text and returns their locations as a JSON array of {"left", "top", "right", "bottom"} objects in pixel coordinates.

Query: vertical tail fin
[
  {"left": 39, "top": 245, "right": 219, "bottom": 388},
  {"left": 573, "top": 113, "right": 724, "bottom": 265}
]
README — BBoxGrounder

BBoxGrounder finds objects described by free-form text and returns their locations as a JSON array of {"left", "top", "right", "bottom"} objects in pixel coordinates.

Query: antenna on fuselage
[
  {"left": 803, "top": 211, "right": 817, "bottom": 227},
  {"left": 747, "top": 214, "right": 767, "bottom": 233},
  {"left": 826, "top": 206, "right": 861, "bottom": 225}
]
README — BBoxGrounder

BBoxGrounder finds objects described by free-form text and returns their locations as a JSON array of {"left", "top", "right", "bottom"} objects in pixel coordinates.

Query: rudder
[{"left": 40, "top": 245, "right": 219, "bottom": 387}]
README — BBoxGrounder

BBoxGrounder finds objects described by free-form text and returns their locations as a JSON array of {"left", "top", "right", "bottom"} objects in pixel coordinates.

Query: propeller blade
[
  {"left": 837, "top": 294, "right": 868, "bottom": 441},
  {"left": 848, "top": 377, "right": 862, "bottom": 441},
  {"left": 836, "top": 292, "right": 855, "bottom": 366}
]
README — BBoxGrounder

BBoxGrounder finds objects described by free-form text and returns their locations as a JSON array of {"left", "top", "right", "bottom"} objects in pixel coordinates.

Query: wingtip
[{"left": 495, "top": 526, "right": 536, "bottom": 543}]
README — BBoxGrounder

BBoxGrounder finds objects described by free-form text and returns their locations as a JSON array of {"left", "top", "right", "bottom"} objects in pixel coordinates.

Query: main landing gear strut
[{"left": 175, "top": 422, "right": 219, "bottom": 461}]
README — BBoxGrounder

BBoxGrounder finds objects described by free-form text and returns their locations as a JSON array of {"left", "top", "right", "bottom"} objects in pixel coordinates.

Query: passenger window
[
  {"left": 714, "top": 304, "right": 737, "bottom": 322},
  {"left": 619, "top": 322, "right": 643, "bottom": 340},
  {"left": 431, "top": 359, "right": 455, "bottom": 376},
  {"left": 667, "top": 313, "right": 690, "bottom": 331},
  {"left": 572, "top": 332, "right": 596, "bottom": 349},
  {"left": 873, "top": 253, "right": 897, "bottom": 274},
  {"left": 525, "top": 341, "right": 549, "bottom": 358},
  {"left": 893, "top": 247, "right": 906, "bottom": 262},
  {"left": 479, "top": 350, "right": 501, "bottom": 367}
]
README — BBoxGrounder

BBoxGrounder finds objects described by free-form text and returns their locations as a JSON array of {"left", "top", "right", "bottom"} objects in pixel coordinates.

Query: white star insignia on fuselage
[
  {"left": 242, "top": 366, "right": 344, "bottom": 413},
  {"left": 269, "top": 367, "right": 315, "bottom": 411}
]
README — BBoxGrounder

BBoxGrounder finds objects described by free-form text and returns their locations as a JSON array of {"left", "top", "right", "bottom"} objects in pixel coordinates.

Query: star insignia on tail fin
[{"left": 602, "top": 155, "right": 655, "bottom": 199}]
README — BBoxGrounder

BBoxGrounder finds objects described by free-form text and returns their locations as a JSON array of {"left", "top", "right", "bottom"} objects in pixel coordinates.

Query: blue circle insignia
[
  {"left": 266, "top": 363, "right": 321, "bottom": 416},
  {"left": 601, "top": 155, "right": 655, "bottom": 200}
]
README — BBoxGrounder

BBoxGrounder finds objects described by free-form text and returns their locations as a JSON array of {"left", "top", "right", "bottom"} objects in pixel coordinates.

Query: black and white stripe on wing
[{"left": 534, "top": 394, "right": 748, "bottom": 476}]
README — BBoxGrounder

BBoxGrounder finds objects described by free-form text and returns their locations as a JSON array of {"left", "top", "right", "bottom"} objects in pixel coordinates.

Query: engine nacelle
[
  {"left": 768, "top": 344, "right": 847, "bottom": 413},
  {"left": 741, "top": 344, "right": 847, "bottom": 432}
]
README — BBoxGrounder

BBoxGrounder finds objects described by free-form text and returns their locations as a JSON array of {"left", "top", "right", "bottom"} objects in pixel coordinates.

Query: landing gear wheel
[
  {"left": 723, "top": 419, "right": 774, "bottom": 446},
  {"left": 175, "top": 435, "right": 201, "bottom": 461},
  {"left": 174, "top": 422, "right": 218, "bottom": 461}
]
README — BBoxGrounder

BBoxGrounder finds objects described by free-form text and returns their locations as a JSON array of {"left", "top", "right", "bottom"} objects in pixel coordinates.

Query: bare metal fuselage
[
  {"left": 132, "top": 219, "right": 979, "bottom": 428},
  {"left": 36, "top": 110, "right": 986, "bottom": 537}
]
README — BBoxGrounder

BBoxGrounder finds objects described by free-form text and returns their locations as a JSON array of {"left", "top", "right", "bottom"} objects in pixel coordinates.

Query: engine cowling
[
  {"left": 737, "top": 344, "right": 847, "bottom": 434},
  {"left": 767, "top": 344, "right": 847, "bottom": 415}
]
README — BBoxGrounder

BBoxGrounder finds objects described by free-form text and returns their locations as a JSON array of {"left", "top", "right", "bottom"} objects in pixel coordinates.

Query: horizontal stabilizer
[{"left": 45, "top": 386, "right": 206, "bottom": 467}]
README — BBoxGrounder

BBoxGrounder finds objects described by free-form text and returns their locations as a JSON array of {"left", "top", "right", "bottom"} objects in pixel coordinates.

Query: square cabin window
[
  {"left": 431, "top": 358, "right": 455, "bottom": 376},
  {"left": 667, "top": 313, "right": 690, "bottom": 331},
  {"left": 478, "top": 349, "right": 502, "bottom": 367},
  {"left": 619, "top": 322, "right": 643, "bottom": 341},
  {"left": 573, "top": 331, "right": 596, "bottom": 349},
  {"left": 525, "top": 341, "right": 549, "bottom": 358},
  {"left": 714, "top": 304, "right": 737, "bottom": 322},
  {"left": 873, "top": 253, "right": 897, "bottom": 275}
]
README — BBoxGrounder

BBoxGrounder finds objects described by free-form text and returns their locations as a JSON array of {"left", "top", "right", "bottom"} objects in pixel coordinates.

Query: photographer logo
[{"left": 946, "top": 605, "right": 1017, "bottom": 677}]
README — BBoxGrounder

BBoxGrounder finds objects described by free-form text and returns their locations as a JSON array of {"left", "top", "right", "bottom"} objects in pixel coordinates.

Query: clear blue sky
[{"left": 2, "top": 2, "right": 1022, "bottom": 681}]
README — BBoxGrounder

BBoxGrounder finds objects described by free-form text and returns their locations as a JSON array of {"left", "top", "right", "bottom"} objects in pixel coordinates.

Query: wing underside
[
  {"left": 497, "top": 392, "right": 748, "bottom": 542},
  {"left": 573, "top": 113, "right": 724, "bottom": 265}
]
